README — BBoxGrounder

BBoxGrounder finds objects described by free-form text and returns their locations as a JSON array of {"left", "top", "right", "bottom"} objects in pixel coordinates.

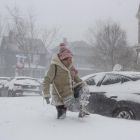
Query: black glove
[
  {"left": 45, "top": 97, "right": 50, "bottom": 104},
  {"left": 74, "top": 85, "right": 83, "bottom": 98}
]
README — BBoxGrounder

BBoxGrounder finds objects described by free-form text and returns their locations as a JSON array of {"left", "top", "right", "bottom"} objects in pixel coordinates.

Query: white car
[
  {"left": 1, "top": 77, "right": 42, "bottom": 97},
  {"left": 72, "top": 71, "right": 140, "bottom": 120}
]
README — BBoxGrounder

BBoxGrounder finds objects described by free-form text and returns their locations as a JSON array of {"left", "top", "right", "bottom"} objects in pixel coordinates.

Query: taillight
[{"left": 14, "top": 83, "right": 22, "bottom": 86}]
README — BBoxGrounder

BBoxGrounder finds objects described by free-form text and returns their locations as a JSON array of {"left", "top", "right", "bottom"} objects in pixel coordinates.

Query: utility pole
[{"left": 133, "top": 4, "right": 140, "bottom": 71}]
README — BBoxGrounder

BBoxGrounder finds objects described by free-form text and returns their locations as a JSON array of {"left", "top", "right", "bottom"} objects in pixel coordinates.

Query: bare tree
[
  {"left": 6, "top": 5, "right": 38, "bottom": 76},
  {"left": 6, "top": 5, "right": 61, "bottom": 77},
  {"left": 41, "top": 25, "right": 61, "bottom": 49},
  {"left": 86, "top": 21, "right": 135, "bottom": 71},
  {"left": 0, "top": 14, "right": 7, "bottom": 70},
  {"left": 0, "top": 15, "right": 7, "bottom": 39}
]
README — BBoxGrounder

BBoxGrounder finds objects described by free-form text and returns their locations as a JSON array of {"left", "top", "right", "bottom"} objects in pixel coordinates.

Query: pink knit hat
[{"left": 59, "top": 43, "right": 73, "bottom": 60}]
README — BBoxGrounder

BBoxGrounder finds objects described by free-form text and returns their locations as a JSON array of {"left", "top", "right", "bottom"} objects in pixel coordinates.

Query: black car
[{"left": 72, "top": 71, "right": 140, "bottom": 120}]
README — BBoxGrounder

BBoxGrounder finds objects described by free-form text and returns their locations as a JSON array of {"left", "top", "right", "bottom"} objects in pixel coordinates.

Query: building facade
[{"left": 0, "top": 33, "right": 48, "bottom": 78}]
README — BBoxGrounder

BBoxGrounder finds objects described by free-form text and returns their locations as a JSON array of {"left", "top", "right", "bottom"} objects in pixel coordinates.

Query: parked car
[
  {"left": 0, "top": 77, "right": 42, "bottom": 97},
  {"left": 0, "top": 77, "right": 13, "bottom": 97},
  {"left": 70, "top": 71, "right": 140, "bottom": 120},
  {"left": 37, "top": 78, "right": 44, "bottom": 90}
]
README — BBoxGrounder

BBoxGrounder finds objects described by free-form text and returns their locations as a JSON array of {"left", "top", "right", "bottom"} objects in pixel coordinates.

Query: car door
[
  {"left": 85, "top": 74, "right": 106, "bottom": 113},
  {"left": 93, "top": 74, "right": 122, "bottom": 116},
  {"left": 87, "top": 74, "right": 123, "bottom": 116}
]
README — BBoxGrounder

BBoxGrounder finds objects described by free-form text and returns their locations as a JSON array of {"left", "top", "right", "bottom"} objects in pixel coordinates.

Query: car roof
[
  {"left": 81, "top": 71, "right": 140, "bottom": 80},
  {"left": 14, "top": 77, "right": 36, "bottom": 80},
  {"left": 103, "top": 71, "right": 140, "bottom": 77},
  {"left": 0, "top": 77, "right": 11, "bottom": 79}
]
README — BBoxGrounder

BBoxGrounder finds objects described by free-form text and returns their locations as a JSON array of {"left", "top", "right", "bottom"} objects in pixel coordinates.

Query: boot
[
  {"left": 78, "top": 105, "right": 85, "bottom": 118},
  {"left": 78, "top": 105, "right": 90, "bottom": 118},
  {"left": 83, "top": 112, "right": 90, "bottom": 116},
  {"left": 78, "top": 111, "right": 85, "bottom": 118},
  {"left": 57, "top": 108, "right": 66, "bottom": 119}
]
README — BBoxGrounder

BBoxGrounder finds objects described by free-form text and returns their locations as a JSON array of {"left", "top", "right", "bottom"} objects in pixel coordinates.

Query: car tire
[
  {"left": 113, "top": 107, "right": 135, "bottom": 120},
  {"left": 8, "top": 91, "right": 13, "bottom": 97}
]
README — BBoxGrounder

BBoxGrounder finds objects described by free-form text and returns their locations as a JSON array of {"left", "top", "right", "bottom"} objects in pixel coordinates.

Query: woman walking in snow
[{"left": 43, "top": 43, "right": 90, "bottom": 119}]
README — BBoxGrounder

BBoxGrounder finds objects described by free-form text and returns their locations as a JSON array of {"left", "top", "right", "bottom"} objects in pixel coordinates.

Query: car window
[
  {"left": 101, "top": 75, "right": 122, "bottom": 85},
  {"left": 122, "top": 77, "right": 131, "bottom": 83},
  {"left": 9, "top": 79, "right": 15, "bottom": 82},
  {"left": 131, "top": 74, "right": 140, "bottom": 81},
  {"left": 86, "top": 75, "right": 103, "bottom": 86},
  {"left": 9, "top": 78, "right": 14, "bottom": 81}
]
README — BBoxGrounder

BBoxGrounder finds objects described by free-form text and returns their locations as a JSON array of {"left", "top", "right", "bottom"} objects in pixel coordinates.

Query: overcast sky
[{"left": 0, "top": 0, "right": 140, "bottom": 47}]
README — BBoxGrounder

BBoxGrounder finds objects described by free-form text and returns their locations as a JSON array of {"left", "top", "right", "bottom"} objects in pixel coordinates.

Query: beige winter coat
[{"left": 43, "top": 53, "right": 84, "bottom": 106}]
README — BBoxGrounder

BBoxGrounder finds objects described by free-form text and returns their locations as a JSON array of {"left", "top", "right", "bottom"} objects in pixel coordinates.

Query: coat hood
[{"left": 51, "top": 53, "right": 73, "bottom": 70}]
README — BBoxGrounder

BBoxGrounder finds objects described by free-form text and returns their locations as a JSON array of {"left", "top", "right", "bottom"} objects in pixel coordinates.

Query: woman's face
[{"left": 62, "top": 57, "right": 72, "bottom": 67}]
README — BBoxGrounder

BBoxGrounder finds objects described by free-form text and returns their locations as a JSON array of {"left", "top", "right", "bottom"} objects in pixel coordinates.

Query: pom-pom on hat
[{"left": 59, "top": 43, "right": 73, "bottom": 60}]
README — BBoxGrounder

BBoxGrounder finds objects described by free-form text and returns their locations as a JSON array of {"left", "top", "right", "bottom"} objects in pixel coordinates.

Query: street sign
[
  {"left": 16, "top": 61, "right": 24, "bottom": 69},
  {"left": 16, "top": 55, "right": 27, "bottom": 59}
]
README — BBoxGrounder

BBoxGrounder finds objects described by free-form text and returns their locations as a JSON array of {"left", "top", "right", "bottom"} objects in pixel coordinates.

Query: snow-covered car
[
  {"left": 72, "top": 71, "right": 140, "bottom": 120},
  {"left": 37, "top": 78, "right": 44, "bottom": 84},
  {"left": 37, "top": 78, "right": 44, "bottom": 90},
  {"left": 1, "top": 77, "right": 42, "bottom": 97},
  {"left": 0, "top": 77, "right": 13, "bottom": 97}
]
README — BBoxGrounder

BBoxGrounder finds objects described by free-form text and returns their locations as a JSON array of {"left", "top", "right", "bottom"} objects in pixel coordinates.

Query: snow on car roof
[
  {"left": 104, "top": 71, "right": 140, "bottom": 77},
  {"left": 81, "top": 71, "right": 140, "bottom": 81},
  {"left": 15, "top": 76, "right": 32, "bottom": 78},
  {"left": 0, "top": 77, "right": 11, "bottom": 79},
  {"left": 14, "top": 77, "right": 36, "bottom": 80}
]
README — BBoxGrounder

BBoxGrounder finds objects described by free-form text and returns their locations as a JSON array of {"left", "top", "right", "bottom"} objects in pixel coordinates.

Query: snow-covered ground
[{"left": 0, "top": 93, "right": 140, "bottom": 140}]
